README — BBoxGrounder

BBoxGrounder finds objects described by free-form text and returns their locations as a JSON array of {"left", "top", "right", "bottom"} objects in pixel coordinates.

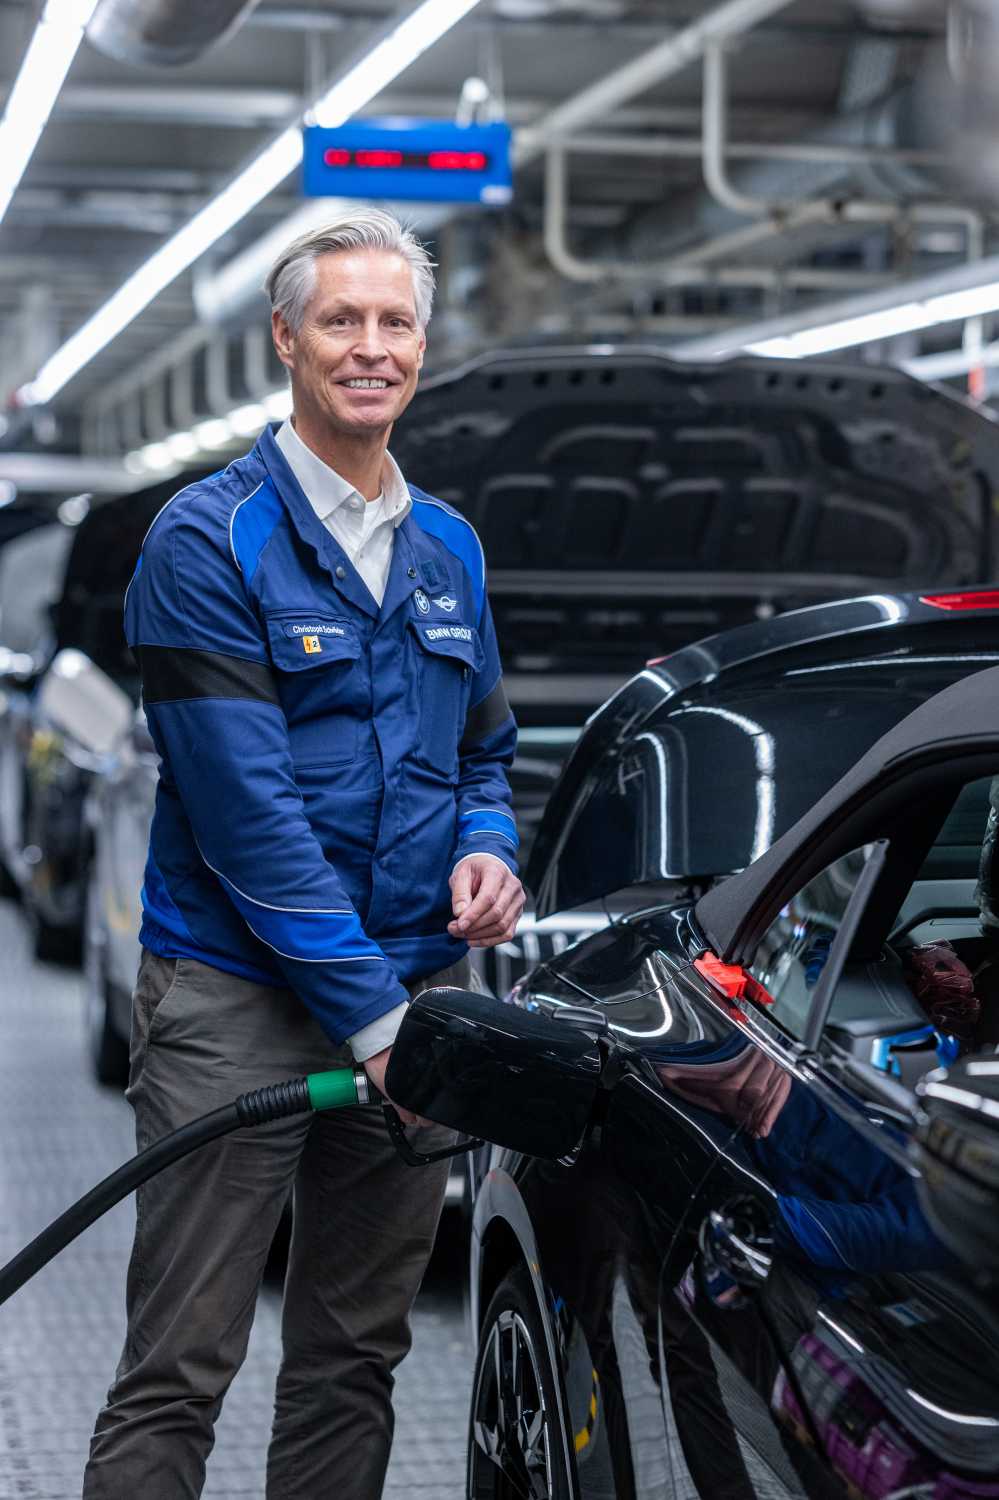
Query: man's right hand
[{"left": 363, "top": 1046, "right": 427, "bottom": 1126}]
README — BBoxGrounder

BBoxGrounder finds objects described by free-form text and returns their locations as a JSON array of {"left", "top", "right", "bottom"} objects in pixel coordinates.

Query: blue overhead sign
[{"left": 302, "top": 120, "right": 512, "bottom": 206}]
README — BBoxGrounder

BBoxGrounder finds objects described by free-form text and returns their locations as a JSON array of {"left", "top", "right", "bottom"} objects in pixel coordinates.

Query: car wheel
[
  {"left": 468, "top": 1266, "right": 574, "bottom": 1500},
  {"left": 0, "top": 856, "right": 19, "bottom": 900},
  {"left": 25, "top": 890, "right": 80, "bottom": 964},
  {"left": 83, "top": 873, "right": 129, "bottom": 1087}
]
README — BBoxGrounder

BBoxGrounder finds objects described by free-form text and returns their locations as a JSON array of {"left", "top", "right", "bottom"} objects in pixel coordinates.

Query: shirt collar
[{"left": 275, "top": 418, "right": 411, "bottom": 530}]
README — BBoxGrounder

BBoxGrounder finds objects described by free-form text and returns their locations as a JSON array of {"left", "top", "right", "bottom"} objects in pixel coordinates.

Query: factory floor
[{"left": 0, "top": 900, "right": 471, "bottom": 1498}]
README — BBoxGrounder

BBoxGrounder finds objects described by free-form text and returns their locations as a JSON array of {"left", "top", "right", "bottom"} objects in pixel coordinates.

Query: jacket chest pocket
[
  {"left": 409, "top": 620, "right": 482, "bottom": 777},
  {"left": 265, "top": 614, "right": 363, "bottom": 766}
]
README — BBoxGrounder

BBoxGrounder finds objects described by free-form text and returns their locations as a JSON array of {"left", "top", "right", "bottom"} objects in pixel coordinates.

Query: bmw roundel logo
[{"left": 414, "top": 588, "right": 431, "bottom": 615}]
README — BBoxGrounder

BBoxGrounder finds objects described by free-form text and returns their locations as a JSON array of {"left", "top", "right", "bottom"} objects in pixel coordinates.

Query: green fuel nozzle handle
[{"left": 307, "top": 1067, "right": 369, "bottom": 1112}]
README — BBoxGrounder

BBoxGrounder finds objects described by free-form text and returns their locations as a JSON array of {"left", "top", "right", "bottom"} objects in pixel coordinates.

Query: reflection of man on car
[{"left": 649, "top": 1030, "right": 954, "bottom": 1278}]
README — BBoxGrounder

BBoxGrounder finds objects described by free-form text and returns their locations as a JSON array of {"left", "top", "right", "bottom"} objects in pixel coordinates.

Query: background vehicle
[
  {"left": 468, "top": 588, "right": 999, "bottom": 1499},
  {"left": 0, "top": 473, "right": 208, "bottom": 965}
]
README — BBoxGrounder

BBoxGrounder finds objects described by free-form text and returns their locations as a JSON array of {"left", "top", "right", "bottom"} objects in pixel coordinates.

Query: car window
[
  {"left": 748, "top": 847, "right": 871, "bottom": 1042},
  {"left": 749, "top": 774, "right": 999, "bottom": 1091}
]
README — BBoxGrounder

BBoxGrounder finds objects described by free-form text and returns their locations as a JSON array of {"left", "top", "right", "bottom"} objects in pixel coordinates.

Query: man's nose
[{"left": 353, "top": 318, "right": 389, "bottom": 361}]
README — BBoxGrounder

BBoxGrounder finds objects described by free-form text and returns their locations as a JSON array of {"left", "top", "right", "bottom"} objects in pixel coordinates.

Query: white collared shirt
[{"left": 275, "top": 418, "right": 411, "bottom": 607}]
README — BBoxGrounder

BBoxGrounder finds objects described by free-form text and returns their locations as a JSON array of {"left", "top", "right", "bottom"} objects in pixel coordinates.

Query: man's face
[{"left": 272, "top": 248, "right": 425, "bottom": 440}]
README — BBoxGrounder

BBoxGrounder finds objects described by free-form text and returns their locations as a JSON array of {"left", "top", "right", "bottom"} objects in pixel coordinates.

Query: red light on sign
[
  {"left": 428, "top": 150, "right": 487, "bottom": 171},
  {"left": 355, "top": 148, "right": 403, "bottom": 168},
  {"left": 323, "top": 147, "right": 351, "bottom": 167}
]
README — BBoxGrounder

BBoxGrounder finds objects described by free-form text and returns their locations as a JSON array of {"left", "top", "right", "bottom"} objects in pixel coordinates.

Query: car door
[
  {"left": 508, "top": 914, "right": 794, "bottom": 1499},
  {"left": 668, "top": 778, "right": 999, "bottom": 1500}
]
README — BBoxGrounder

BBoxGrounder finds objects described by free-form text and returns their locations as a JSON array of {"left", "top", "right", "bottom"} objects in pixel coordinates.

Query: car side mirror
[
  {"left": 913, "top": 1055, "right": 999, "bottom": 1276},
  {"left": 385, "top": 987, "right": 606, "bottom": 1159},
  {"left": 36, "top": 649, "right": 133, "bottom": 758}
]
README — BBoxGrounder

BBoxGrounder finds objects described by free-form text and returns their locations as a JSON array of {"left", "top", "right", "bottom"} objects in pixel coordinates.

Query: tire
[
  {"left": 27, "top": 893, "right": 81, "bottom": 964},
  {"left": 83, "top": 873, "right": 130, "bottom": 1087},
  {"left": 468, "top": 1266, "right": 574, "bottom": 1500}
]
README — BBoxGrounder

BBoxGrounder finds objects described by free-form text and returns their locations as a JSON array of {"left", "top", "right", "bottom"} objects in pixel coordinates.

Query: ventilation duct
[{"left": 87, "top": 0, "right": 263, "bottom": 67}]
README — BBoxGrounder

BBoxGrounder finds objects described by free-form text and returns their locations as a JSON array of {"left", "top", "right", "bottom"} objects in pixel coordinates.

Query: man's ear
[
  {"left": 417, "top": 328, "right": 426, "bottom": 368},
  {"left": 272, "top": 309, "right": 295, "bottom": 371}
]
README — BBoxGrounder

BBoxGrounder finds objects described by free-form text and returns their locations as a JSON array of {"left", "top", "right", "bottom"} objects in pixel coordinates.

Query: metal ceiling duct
[{"left": 87, "top": 0, "right": 264, "bottom": 67}]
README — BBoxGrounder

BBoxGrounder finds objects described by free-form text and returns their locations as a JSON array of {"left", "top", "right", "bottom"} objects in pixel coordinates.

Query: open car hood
[{"left": 392, "top": 345, "right": 999, "bottom": 725}]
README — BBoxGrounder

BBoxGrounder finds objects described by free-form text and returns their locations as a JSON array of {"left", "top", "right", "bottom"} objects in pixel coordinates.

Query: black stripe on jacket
[{"left": 138, "top": 646, "right": 280, "bottom": 706}]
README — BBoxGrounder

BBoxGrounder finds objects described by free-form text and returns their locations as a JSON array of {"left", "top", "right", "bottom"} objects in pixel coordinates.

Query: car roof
[{"left": 694, "top": 663, "right": 999, "bottom": 963}]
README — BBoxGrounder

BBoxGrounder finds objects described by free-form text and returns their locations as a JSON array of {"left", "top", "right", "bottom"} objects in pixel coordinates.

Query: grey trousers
[{"left": 82, "top": 950, "right": 465, "bottom": 1500}]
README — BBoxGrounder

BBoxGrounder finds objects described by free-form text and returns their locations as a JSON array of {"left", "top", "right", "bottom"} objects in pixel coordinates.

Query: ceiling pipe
[
  {"left": 702, "top": 39, "right": 778, "bottom": 218},
  {"left": 514, "top": 0, "right": 798, "bottom": 168},
  {"left": 87, "top": 0, "right": 264, "bottom": 67},
  {"left": 696, "top": 36, "right": 984, "bottom": 270},
  {"left": 542, "top": 146, "right": 900, "bottom": 288}
]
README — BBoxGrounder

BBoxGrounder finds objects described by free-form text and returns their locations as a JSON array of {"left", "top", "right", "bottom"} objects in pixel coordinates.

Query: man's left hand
[{"left": 448, "top": 856, "right": 525, "bottom": 948}]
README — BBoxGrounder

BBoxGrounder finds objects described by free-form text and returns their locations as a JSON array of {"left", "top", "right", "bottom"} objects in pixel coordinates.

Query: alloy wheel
[{"left": 469, "top": 1306, "right": 556, "bottom": 1499}]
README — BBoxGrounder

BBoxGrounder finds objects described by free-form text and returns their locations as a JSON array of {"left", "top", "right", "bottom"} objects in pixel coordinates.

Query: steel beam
[{"left": 0, "top": 454, "right": 137, "bottom": 494}]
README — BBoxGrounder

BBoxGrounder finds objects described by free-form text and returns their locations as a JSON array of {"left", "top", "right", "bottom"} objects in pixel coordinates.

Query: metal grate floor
[{"left": 0, "top": 901, "right": 472, "bottom": 1499}]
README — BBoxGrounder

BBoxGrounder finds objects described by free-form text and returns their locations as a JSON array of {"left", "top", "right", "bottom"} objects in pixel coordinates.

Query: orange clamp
[{"left": 693, "top": 953, "right": 775, "bottom": 1008}]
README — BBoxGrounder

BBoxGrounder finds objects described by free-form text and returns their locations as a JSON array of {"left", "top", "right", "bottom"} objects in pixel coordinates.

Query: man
[{"left": 83, "top": 209, "right": 524, "bottom": 1499}]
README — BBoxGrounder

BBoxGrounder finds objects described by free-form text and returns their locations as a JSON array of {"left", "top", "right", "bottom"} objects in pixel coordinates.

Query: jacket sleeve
[
  {"left": 451, "top": 588, "right": 519, "bottom": 876},
  {"left": 126, "top": 493, "right": 409, "bottom": 1047}
]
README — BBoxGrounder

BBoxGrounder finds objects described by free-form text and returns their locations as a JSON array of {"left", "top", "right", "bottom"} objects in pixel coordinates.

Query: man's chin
[{"left": 326, "top": 406, "right": 396, "bottom": 437}]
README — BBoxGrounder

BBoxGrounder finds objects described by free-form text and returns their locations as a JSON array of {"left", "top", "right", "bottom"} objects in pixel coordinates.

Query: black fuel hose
[{"left": 0, "top": 1067, "right": 365, "bottom": 1311}]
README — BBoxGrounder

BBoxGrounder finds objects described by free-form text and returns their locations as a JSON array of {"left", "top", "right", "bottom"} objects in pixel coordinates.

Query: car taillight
[{"left": 920, "top": 589, "right": 999, "bottom": 611}]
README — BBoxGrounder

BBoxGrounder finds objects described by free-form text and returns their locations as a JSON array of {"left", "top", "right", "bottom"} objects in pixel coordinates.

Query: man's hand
[
  {"left": 363, "top": 1046, "right": 424, "bottom": 1126},
  {"left": 448, "top": 855, "right": 525, "bottom": 948}
]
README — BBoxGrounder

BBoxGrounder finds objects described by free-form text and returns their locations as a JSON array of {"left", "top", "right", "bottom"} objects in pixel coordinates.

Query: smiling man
[{"left": 83, "top": 211, "right": 523, "bottom": 1500}]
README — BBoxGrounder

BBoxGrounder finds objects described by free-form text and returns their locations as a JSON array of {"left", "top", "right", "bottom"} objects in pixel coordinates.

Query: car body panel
[{"left": 472, "top": 655, "right": 999, "bottom": 1498}]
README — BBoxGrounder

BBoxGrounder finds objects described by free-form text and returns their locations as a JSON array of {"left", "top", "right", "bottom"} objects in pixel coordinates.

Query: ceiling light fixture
[
  {"left": 747, "top": 280, "right": 999, "bottom": 359},
  {"left": 20, "top": 0, "right": 483, "bottom": 407},
  {"left": 0, "top": 0, "right": 99, "bottom": 228}
]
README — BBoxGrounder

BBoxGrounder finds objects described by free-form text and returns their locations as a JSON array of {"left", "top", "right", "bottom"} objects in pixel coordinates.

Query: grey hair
[{"left": 266, "top": 209, "right": 435, "bottom": 332}]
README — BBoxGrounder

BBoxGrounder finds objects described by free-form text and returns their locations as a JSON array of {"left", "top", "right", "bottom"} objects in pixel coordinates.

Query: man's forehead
[{"left": 311, "top": 248, "right": 416, "bottom": 308}]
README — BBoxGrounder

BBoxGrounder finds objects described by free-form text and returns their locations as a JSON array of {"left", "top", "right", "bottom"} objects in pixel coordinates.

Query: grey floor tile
[{"left": 0, "top": 901, "right": 472, "bottom": 1499}]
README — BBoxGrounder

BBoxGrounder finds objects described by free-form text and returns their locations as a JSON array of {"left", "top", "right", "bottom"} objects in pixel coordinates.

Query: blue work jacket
[{"left": 125, "top": 423, "right": 518, "bottom": 1043}]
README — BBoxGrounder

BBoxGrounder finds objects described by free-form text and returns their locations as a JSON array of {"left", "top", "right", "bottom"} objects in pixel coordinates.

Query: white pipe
[
  {"left": 702, "top": 40, "right": 777, "bottom": 218},
  {"left": 520, "top": 128, "right": 950, "bottom": 169},
  {"left": 543, "top": 147, "right": 897, "bottom": 289},
  {"left": 514, "top": 0, "right": 797, "bottom": 168},
  {"left": 87, "top": 0, "right": 264, "bottom": 67}
]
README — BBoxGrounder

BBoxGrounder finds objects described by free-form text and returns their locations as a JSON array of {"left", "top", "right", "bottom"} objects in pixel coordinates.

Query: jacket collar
[{"left": 256, "top": 422, "right": 379, "bottom": 620}]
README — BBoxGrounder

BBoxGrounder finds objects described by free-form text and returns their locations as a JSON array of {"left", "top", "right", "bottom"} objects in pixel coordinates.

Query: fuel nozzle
[{"left": 385, "top": 985, "right": 606, "bottom": 1161}]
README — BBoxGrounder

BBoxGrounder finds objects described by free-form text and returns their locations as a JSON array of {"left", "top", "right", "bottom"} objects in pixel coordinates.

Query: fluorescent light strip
[
  {"left": 748, "top": 279, "right": 999, "bottom": 359},
  {"left": 0, "top": 0, "right": 98, "bottom": 227},
  {"left": 21, "top": 0, "right": 482, "bottom": 407},
  {"left": 127, "top": 389, "right": 293, "bottom": 474}
]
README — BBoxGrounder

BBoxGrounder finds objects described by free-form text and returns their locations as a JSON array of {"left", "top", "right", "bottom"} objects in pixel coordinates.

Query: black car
[{"left": 466, "top": 586, "right": 999, "bottom": 1500}]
